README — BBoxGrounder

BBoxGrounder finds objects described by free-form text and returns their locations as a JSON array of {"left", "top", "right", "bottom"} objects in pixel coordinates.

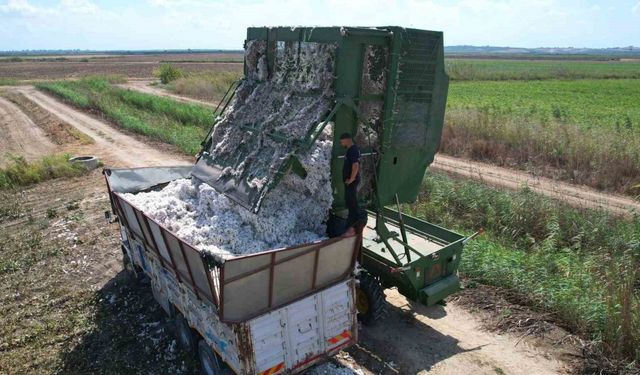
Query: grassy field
[
  {"left": 0, "top": 155, "right": 88, "bottom": 189},
  {"left": 36, "top": 77, "right": 214, "bottom": 155},
  {"left": 446, "top": 58, "right": 640, "bottom": 80},
  {"left": 412, "top": 172, "right": 640, "bottom": 365},
  {"left": 165, "top": 70, "right": 242, "bottom": 102}
]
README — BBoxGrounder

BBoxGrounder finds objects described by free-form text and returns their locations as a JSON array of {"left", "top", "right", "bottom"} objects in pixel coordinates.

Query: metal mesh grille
[{"left": 391, "top": 30, "right": 441, "bottom": 148}]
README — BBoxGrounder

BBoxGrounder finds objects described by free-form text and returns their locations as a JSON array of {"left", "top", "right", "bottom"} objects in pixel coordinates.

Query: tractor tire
[
  {"left": 198, "top": 339, "right": 224, "bottom": 375},
  {"left": 356, "top": 271, "right": 387, "bottom": 325},
  {"left": 175, "top": 312, "right": 197, "bottom": 353}
]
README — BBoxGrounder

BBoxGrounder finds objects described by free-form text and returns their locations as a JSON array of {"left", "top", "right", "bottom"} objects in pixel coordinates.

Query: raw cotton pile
[
  {"left": 198, "top": 40, "right": 337, "bottom": 203},
  {"left": 125, "top": 39, "right": 339, "bottom": 259},
  {"left": 122, "top": 126, "right": 334, "bottom": 260}
]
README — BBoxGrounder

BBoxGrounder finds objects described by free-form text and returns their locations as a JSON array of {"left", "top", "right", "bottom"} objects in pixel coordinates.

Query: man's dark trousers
[{"left": 345, "top": 182, "right": 359, "bottom": 227}]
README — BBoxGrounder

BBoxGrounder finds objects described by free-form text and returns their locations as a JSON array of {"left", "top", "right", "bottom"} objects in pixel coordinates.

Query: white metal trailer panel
[
  {"left": 250, "top": 281, "right": 356, "bottom": 374},
  {"left": 126, "top": 234, "right": 357, "bottom": 375}
]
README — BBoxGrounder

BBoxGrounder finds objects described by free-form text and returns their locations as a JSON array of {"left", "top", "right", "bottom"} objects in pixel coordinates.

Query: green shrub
[
  {"left": 0, "top": 155, "right": 87, "bottom": 189},
  {"left": 0, "top": 78, "right": 19, "bottom": 86},
  {"left": 155, "top": 64, "right": 184, "bottom": 84}
]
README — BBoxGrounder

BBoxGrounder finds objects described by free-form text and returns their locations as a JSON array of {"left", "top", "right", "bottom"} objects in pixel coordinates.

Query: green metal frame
[{"left": 201, "top": 26, "right": 469, "bottom": 306}]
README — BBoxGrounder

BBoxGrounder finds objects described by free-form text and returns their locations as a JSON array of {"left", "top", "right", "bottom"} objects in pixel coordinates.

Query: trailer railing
[{"left": 106, "top": 167, "right": 359, "bottom": 322}]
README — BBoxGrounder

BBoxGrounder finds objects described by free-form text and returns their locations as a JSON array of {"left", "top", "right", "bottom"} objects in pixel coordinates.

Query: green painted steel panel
[
  {"left": 236, "top": 26, "right": 449, "bottom": 213},
  {"left": 198, "top": 26, "right": 461, "bottom": 306}
]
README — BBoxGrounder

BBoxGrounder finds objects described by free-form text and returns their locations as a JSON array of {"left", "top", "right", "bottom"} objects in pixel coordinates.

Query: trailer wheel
[
  {"left": 122, "top": 253, "right": 140, "bottom": 281},
  {"left": 356, "top": 271, "right": 387, "bottom": 325},
  {"left": 198, "top": 339, "right": 223, "bottom": 375},
  {"left": 174, "top": 312, "right": 197, "bottom": 352}
]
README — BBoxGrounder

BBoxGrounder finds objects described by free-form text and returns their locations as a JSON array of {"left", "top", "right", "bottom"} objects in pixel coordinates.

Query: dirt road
[
  {"left": 432, "top": 154, "right": 640, "bottom": 216},
  {"left": 348, "top": 290, "right": 573, "bottom": 375},
  {"left": 0, "top": 95, "right": 55, "bottom": 166},
  {"left": 15, "top": 87, "right": 191, "bottom": 168}
]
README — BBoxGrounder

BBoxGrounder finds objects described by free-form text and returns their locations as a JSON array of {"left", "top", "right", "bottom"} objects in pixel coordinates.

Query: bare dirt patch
[
  {"left": 0, "top": 172, "right": 198, "bottom": 374},
  {"left": 341, "top": 289, "right": 575, "bottom": 375},
  {"left": 0, "top": 53, "right": 242, "bottom": 81},
  {"left": 1, "top": 90, "right": 93, "bottom": 145},
  {"left": 0, "top": 95, "right": 56, "bottom": 166}
]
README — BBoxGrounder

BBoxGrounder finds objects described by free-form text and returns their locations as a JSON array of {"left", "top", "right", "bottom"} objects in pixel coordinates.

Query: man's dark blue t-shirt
[{"left": 342, "top": 144, "right": 360, "bottom": 184}]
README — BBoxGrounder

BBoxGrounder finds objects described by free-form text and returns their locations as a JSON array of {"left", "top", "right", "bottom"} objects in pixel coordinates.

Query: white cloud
[
  {"left": 0, "top": 0, "right": 55, "bottom": 16},
  {"left": 1, "top": 0, "right": 638, "bottom": 50},
  {"left": 633, "top": 1, "right": 640, "bottom": 14}
]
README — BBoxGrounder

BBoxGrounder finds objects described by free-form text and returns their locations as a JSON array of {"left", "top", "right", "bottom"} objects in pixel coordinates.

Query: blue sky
[{"left": 1, "top": 0, "right": 639, "bottom": 51}]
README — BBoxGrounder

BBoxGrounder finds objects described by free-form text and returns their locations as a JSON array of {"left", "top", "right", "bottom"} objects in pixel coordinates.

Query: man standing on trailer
[{"left": 340, "top": 133, "right": 360, "bottom": 234}]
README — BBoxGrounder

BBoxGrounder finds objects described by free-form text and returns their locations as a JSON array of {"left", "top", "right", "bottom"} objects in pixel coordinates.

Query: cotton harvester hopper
[{"left": 195, "top": 26, "right": 479, "bottom": 323}]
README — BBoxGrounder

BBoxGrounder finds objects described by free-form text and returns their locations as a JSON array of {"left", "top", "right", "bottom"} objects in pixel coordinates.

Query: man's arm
[{"left": 347, "top": 162, "right": 359, "bottom": 185}]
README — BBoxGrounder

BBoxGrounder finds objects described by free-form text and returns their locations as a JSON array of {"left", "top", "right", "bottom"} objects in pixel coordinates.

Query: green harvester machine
[{"left": 200, "top": 26, "right": 479, "bottom": 323}]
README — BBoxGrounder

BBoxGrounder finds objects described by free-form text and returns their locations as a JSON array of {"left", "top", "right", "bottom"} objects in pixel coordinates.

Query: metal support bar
[
  {"left": 304, "top": 100, "right": 343, "bottom": 148},
  {"left": 395, "top": 194, "right": 411, "bottom": 262},
  {"left": 389, "top": 236, "right": 423, "bottom": 258},
  {"left": 268, "top": 253, "right": 275, "bottom": 308},
  {"left": 178, "top": 241, "right": 201, "bottom": 300}
]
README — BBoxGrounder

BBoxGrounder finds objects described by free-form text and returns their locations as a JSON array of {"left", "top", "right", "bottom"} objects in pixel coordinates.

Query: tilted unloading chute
[
  {"left": 195, "top": 27, "right": 473, "bottom": 311},
  {"left": 195, "top": 27, "right": 448, "bottom": 213}
]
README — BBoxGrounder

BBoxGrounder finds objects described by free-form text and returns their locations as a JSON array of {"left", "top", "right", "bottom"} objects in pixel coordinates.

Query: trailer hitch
[{"left": 462, "top": 228, "right": 485, "bottom": 245}]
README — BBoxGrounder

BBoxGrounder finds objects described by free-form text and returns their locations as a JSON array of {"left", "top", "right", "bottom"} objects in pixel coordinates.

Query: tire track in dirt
[
  {"left": 0, "top": 95, "right": 56, "bottom": 166},
  {"left": 349, "top": 290, "right": 572, "bottom": 375},
  {"left": 16, "top": 87, "right": 191, "bottom": 168},
  {"left": 432, "top": 154, "right": 640, "bottom": 216}
]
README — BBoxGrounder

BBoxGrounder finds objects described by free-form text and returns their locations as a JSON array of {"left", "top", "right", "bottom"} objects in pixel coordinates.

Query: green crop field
[
  {"left": 448, "top": 79, "right": 640, "bottom": 129},
  {"left": 36, "top": 78, "right": 214, "bottom": 155},
  {"left": 442, "top": 79, "right": 640, "bottom": 195},
  {"left": 446, "top": 58, "right": 640, "bottom": 80}
]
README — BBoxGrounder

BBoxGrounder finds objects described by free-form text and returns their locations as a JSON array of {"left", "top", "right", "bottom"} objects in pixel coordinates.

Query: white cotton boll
[
  {"left": 127, "top": 130, "right": 333, "bottom": 259},
  {"left": 125, "top": 44, "right": 338, "bottom": 259}
]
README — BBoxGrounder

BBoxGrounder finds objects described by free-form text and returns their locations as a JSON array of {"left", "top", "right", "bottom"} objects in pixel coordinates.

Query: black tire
[
  {"left": 198, "top": 339, "right": 223, "bottom": 375},
  {"left": 175, "top": 312, "right": 197, "bottom": 352},
  {"left": 356, "top": 271, "right": 387, "bottom": 325},
  {"left": 122, "top": 251, "right": 147, "bottom": 284}
]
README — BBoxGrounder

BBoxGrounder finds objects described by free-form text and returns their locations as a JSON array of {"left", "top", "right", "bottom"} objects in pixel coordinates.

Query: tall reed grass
[
  {"left": 167, "top": 71, "right": 242, "bottom": 102},
  {"left": 412, "top": 172, "right": 640, "bottom": 365},
  {"left": 441, "top": 108, "right": 640, "bottom": 195}
]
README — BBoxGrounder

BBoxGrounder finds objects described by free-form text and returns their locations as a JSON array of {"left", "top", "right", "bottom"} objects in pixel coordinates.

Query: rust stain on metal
[{"left": 233, "top": 323, "right": 256, "bottom": 373}]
